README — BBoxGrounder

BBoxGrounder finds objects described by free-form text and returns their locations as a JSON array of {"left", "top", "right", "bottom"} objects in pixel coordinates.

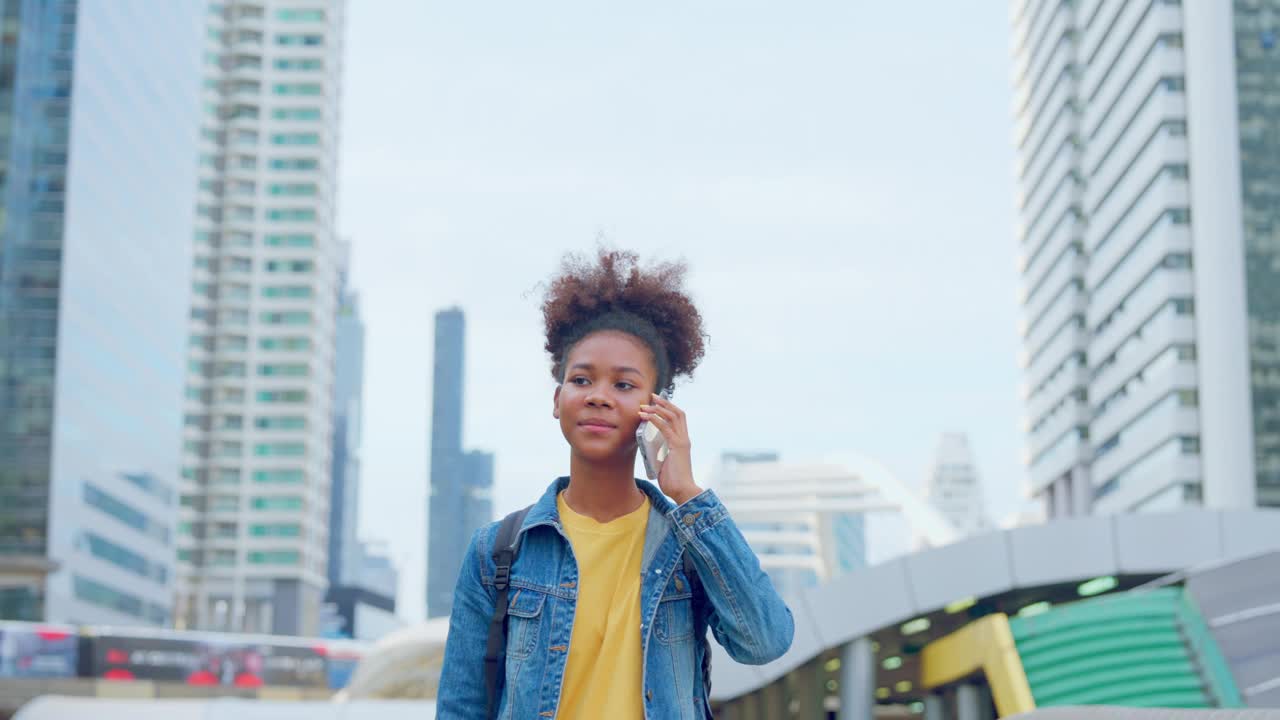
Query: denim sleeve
[
  {"left": 670, "top": 489, "right": 794, "bottom": 665},
  {"left": 436, "top": 528, "right": 494, "bottom": 720}
]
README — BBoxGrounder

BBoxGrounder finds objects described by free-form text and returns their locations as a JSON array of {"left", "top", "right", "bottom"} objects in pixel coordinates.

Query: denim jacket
[{"left": 437, "top": 477, "right": 794, "bottom": 719}]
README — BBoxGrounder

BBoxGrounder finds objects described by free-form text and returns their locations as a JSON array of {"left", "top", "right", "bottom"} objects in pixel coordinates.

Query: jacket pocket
[
  {"left": 654, "top": 582, "right": 693, "bottom": 644},
  {"left": 505, "top": 588, "right": 546, "bottom": 659}
]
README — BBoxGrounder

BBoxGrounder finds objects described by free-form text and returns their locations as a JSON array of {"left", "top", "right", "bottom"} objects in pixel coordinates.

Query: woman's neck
[{"left": 562, "top": 452, "right": 646, "bottom": 523}]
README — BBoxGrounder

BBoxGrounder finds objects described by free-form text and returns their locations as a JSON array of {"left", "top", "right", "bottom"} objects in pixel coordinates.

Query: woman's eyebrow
[{"left": 568, "top": 362, "right": 643, "bottom": 376}]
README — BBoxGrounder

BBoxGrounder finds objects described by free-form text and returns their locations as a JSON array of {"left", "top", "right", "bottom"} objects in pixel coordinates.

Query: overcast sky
[{"left": 338, "top": 1, "right": 1028, "bottom": 623}]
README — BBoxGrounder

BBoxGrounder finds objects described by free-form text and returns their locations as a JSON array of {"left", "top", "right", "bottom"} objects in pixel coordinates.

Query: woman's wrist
[{"left": 667, "top": 484, "right": 703, "bottom": 506}]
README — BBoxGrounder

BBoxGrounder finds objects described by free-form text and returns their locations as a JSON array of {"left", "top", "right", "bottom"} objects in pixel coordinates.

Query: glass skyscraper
[
  {"left": 0, "top": 0, "right": 203, "bottom": 624},
  {"left": 1012, "top": 0, "right": 1280, "bottom": 517}
]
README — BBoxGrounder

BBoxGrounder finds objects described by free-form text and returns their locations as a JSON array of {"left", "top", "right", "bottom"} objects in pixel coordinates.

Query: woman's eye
[
  {"left": 615, "top": 382, "right": 635, "bottom": 391},
  {"left": 570, "top": 377, "right": 589, "bottom": 386}
]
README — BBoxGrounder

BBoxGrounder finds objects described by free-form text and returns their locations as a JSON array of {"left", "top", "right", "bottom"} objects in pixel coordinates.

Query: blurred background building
[
  {"left": 711, "top": 452, "right": 961, "bottom": 599},
  {"left": 0, "top": 0, "right": 203, "bottom": 626},
  {"left": 1014, "top": 0, "right": 1280, "bottom": 518},
  {"left": 925, "top": 433, "right": 991, "bottom": 538},
  {"left": 328, "top": 243, "right": 364, "bottom": 591},
  {"left": 425, "top": 308, "right": 493, "bottom": 619},
  {"left": 322, "top": 540, "right": 402, "bottom": 642},
  {"left": 176, "top": 0, "right": 348, "bottom": 636}
]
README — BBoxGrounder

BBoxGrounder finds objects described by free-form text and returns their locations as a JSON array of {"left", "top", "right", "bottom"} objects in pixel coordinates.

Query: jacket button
[{"left": 683, "top": 514, "right": 696, "bottom": 526}]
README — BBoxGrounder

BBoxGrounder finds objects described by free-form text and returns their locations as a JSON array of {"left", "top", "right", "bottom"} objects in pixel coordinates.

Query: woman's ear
[{"left": 552, "top": 385, "right": 561, "bottom": 419}]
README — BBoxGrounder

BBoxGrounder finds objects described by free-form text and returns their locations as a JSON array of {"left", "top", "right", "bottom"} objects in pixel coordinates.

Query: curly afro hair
[{"left": 542, "top": 248, "right": 707, "bottom": 395}]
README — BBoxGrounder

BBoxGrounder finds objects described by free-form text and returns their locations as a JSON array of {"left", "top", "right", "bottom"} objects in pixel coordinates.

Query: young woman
[{"left": 438, "top": 249, "right": 793, "bottom": 719}]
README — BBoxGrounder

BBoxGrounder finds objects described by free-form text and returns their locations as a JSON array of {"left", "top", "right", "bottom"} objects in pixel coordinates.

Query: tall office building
[
  {"left": 177, "top": 0, "right": 347, "bottom": 635},
  {"left": 328, "top": 243, "right": 363, "bottom": 589},
  {"left": 925, "top": 434, "right": 991, "bottom": 537},
  {"left": 0, "top": 1, "right": 203, "bottom": 624},
  {"left": 426, "top": 308, "right": 494, "bottom": 619},
  {"left": 1012, "top": 1, "right": 1280, "bottom": 517}
]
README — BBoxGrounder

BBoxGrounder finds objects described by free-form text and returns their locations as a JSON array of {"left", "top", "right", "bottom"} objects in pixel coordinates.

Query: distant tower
[
  {"left": 329, "top": 244, "right": 364, "bottom": 589},
  {"left": 926, "top": 434, "right": 991, "bottom": 537},
  {"left": 426, "top": 309, "right": 494, "bottom": 619}
]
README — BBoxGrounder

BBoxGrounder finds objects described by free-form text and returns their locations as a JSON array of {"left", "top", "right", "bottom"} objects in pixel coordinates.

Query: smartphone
[{"left": 637, "top": 392, "right": 671, "bottom": 480}]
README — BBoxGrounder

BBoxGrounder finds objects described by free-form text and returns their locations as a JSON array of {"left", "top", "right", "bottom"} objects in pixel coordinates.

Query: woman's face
[{"left": 554, "top": 330, "right": 658, "bottom": 463}]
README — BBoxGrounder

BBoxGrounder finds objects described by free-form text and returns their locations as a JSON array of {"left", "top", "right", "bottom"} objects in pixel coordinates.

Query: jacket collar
[{"left": 521, "top": 476, "right": 676, "bottom": 535}]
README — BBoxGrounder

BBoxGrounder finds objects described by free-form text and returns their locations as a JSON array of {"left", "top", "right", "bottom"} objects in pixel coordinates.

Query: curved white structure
[
  {"left": 337, "top": 617, "right": 450, "bottom": 700},
  {"left": 709, "top": 507, "right": 1280, "bottom": 701}
]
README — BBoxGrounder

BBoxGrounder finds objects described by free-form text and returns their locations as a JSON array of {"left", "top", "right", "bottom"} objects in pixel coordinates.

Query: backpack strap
[
  {"left": 683, "top": 551, "right": 713, "bottom": 710},
  {"left": 484, "top": 505, "right": 531, "bottom": 720}
]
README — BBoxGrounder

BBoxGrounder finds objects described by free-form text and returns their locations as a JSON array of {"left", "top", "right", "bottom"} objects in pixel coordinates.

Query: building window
[
  {"left": 267, "top": 183, "right": 318, "bottom": 196},
  {"left": 276, "top": 9, "right": 325, "bottom": 21},
  {"left": 254, "top": 442, "right": 306, "bottom": 457},
  {"left": 273, "top": 82, "right": 322, "bottom": 96},
  {"left": 264, "top": 234, "right": 315, "bottom": 247},
  {"left": 254, "top": 415, "right": 307, "bottom": 429},
  {"left": 212, "top": 496, "right": 240, "bottom": 512},
  {"left": 275, "top": 33, "right": 324, "bottom": 45},
  {"left": 268, "top": 157, "right": 319, "bottom": 171},
  {"left": 256, "top": 389, "right": 308, "bottom": 403},
  {"left": 82, "top": 532, "right": 164, "bottom": 583},
  {"left": 250, "top": 523, "right": 302, "bottom": 537},
  {"left": 260, "top": 311, "right": 312, "bottom": 325},
  {"left": 261, "top": 285, "right": 313, "bottom": 298},
  {"left": 251, "top": 496, "right": 304, "bottom": 511},
  {"left": 257, "top": 363, "right": 310, "bottom": 378},
  {"left": 273, "top": 58, "right": 323, "bottom": 71},
  {"left": 270, "top": 132, "right": 320, "bottom": 146},
  {"left": 265, "top": 208, "right": 317, "bottom": 222},
  {"left": 253, "top": 469, "right": 305, "bottom": 484},
  {"left": 265, "top": 259, "right": 314, "bottom": 273},
  {"left": 272, "top": 107, "right": 322, "bottom": 120},
  {"left": 73, "top": 575, "right": 144, "bottom": 618},
  {"left": 248, "top": 550, "right": 302, "bottom": 564},
  {"left": 83, "top": 484, "right": 169, "bottom": 544},
  {"left": 259, "top": 336, "right": 312, "bottom": 351}
]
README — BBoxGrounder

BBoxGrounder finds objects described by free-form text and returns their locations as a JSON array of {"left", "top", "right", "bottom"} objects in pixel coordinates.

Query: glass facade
[
  {"left": 0, "top": 0, "right": 79, "bottom": 578},
  {"left": 1235, "top": 0, "right": 1280, "bottom": 507},
  {"left": 0, "top": 0, "right": 202, "bottom": 624}
]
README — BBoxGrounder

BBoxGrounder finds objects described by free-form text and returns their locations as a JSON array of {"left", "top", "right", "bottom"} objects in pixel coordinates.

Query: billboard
[
  {"left": 0, "top": 622, "right": 79, "bottom": 678},
  {"left": 85, "top": 632, "right": 327, "bottom": 688}
]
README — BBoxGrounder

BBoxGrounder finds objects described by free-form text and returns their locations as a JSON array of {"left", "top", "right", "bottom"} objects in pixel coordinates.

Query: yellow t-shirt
[{"left": 555, "top": 491, "right": 650, "bottom": 720}]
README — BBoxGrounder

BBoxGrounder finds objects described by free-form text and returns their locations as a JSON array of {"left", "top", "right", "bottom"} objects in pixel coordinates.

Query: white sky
[{"left": 338, "top": 1, "right": 1029, "bottom": 623}]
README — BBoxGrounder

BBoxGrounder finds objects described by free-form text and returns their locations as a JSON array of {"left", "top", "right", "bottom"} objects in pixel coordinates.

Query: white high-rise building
[
  {"left": 1012, "top": 1, "right": 1279, "bottom": 518},
  {"left": 925, "top": 434, "right": 991, "bottom": 537},
  {"left": 178, "top": 0, "right": 347, "bottom": 636}
]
